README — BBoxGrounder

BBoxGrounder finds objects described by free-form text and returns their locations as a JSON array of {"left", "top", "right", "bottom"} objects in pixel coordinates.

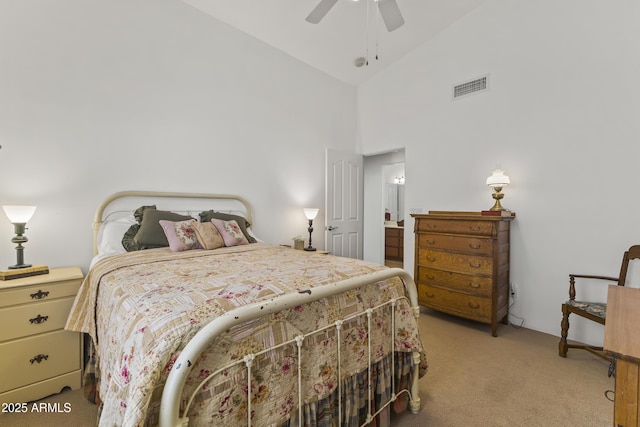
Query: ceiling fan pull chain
[
  {"left": 365, "top": 0, "right": 370, "bottom": 65},
  {"left": 375, "top": 0, "right": 380, "bottom": 60}
]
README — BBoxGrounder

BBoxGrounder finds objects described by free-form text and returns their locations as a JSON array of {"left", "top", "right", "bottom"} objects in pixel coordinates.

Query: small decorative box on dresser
[
  {"left": 0, "top": 267, "right": 84, "bottom": 406},
  {"left": 411, "top": 211, "right": 515, "bottom": 336}
]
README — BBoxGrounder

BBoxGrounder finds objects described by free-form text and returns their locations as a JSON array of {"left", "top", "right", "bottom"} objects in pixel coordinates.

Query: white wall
[
  {"left": 0, "top": 0, "right": 357, "bottom": 271},
  {"left": 358, "top": 0, "right": 640, "bottom": 344}
]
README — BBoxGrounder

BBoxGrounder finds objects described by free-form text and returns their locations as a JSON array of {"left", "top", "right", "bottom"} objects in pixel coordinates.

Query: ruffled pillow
[
  {"left": 211, "top": 218, "right": 249, "bottom": 247},
  {"left": 159, "top": 219, "right": 202, "bottom": 252},
  {"left": 192, "top": 221, "right": 225, "bottom": 250}
]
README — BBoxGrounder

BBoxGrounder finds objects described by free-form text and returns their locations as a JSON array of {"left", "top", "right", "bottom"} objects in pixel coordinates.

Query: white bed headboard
[{"left": 93, "top": 191, "right": 253, "bottom": 255}]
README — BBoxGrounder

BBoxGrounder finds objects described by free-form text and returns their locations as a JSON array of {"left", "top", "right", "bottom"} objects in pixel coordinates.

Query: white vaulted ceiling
[{"left": 181, "top": 0, "right": 489, "bottom": 85}]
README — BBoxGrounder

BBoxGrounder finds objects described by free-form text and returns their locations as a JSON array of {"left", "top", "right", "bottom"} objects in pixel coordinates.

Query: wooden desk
[{"left": 604, "top": 285, "right": 640, "bottom": 427}]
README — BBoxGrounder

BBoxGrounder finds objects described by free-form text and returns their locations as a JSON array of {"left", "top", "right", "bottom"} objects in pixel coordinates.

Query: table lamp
[
  {"left": 486, "top": 169, "right": 510, "bottom": 211},
  {"left": 303, "top": 208, "right": 319, "bottom": 251},
  {"left": 3, "top": 205, "right": 37, "bottom": 269}
]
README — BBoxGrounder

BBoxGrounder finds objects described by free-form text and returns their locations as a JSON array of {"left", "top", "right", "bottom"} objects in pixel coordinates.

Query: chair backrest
[{"left": 618, "top": 245, "right": 640, "bottom": 286}]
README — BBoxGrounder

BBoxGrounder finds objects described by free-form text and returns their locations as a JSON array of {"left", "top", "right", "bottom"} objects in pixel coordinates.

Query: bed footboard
[{"left": 159, "top": 268, "right": 422, "bottom": 427}]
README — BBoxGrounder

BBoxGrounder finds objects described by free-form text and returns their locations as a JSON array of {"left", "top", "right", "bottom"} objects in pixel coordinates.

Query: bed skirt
[{"left": 83, "top": 343, "right": 427, "bottom": 427}]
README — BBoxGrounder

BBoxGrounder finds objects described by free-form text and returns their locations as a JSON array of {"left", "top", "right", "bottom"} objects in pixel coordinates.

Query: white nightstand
[{"left": 0, "top": 267, "right": 84, "bottom": 405}]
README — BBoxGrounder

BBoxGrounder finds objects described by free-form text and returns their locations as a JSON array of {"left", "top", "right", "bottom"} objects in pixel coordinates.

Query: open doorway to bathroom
[
  {"left": 362, "top": 150, "right": 405, "bottom": 267},
  {"left": 381, "top": 162, "right": 405, "bottom": 268}
]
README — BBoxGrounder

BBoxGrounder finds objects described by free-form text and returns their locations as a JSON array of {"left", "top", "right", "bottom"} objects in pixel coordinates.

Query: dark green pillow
[
  {"left": 122, "top": 224, "right": 141, "bottom": 252},
  {"left": 199, "top": 211, "right": 256, "bottom": 243},
  {"left": 134, "top": 209, "right": 193, "bottom": 248},
  {"left": 133, "top": 205, "right": 156, "bottom": 224}
]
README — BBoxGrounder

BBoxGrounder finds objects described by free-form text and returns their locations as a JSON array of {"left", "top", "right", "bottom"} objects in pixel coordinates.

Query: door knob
[{"left": 327, "top": 226, "right": 339, "bottom": 231}]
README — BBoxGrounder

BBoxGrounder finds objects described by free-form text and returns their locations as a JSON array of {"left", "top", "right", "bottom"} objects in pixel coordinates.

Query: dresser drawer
[
  {"left": 418, "top": 285, "right": 491, "bottom": 321},
  {"left": 418, "top": 234, "right": 493, "bottom": 256},
  {"left": 385, "top": 227, "right": 403, "bottom": 238},
  {"left": 386, "top": 236, "right": 401, "bottom": 247},
  {"left": 0, "top": 279, "right": 81, "bottom": 309},
  {"left": 385, "top": 246, "right": 401, "bottom": 258},
  {"left": 417, "top": 249, "right": 493, "bottom": 275},
  {"left": 0, "top": 297, "right": 76, "bottom": 342},
  {"left": 0, "top": 330, "right": 80, "bottom": 394},
  {"left": 417, "top": 267, "right": 492, "bottom": 297},
  {"left": 416, "top": 218, "right": 495, "bottom": 236}
]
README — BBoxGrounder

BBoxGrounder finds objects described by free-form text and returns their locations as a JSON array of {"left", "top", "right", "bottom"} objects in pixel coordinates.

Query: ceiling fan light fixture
[{"left": 306, "top": 0, "right": 404, "bottom": 32}]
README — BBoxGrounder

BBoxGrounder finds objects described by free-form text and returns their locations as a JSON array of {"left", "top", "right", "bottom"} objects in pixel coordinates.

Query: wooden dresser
[
  {"left": 412, "top": 211, "right": 515, "bottom": 336},
  {"left": 0, "top": 267, "right": 84, "bottom": 405},
  {"left": 604, "top": 285, "right": 640, "bottom": 427},
  {"left": 385, "top": 226, "right": 404, "bottom": 262}
]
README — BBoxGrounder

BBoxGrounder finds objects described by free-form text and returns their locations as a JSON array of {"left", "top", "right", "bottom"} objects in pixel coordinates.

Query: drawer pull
[
  {"left": 426, "top": 240, "right": 436, "bottom": 245},
  {"left": 426, "top": 275, "right": 435, "bottom": 280},
  {"left": 30, "top": 290, "right": 50, "bottom": 300},
  {"left": 469, "top": 244, "right": 481, "bottom": 250},
  {"left": 29, "top": 314, "right": 49, "bottom": 324},
  {"left": 426, "top": 257, "right": 436, "bottom": 262},
  {"left": 468, "top": 283, "right": 481, "bottom": 289},
  {"left": 468, "top": 302, "right": 480, "bottom": 309},
  {"left": 425, "top": 292, "right": 435, "bottom": 298},
  {"left": 469, "top": 262, "right": 482, "bottom": 269},
  {"left": 468, "top": 226, "right": 481, "bottom": 232},
  {"left": 30, "top": 354, "right": 49, "bottom": 364},
  {"left": 426, "top": 224, "right": 437, "bottom": 229}
]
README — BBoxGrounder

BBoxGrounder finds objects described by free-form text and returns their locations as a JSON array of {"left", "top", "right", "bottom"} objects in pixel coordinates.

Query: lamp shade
[
  {"left": 303, "top": 208, "right": 319, "bottom": 220},
  {"left": 486, "top": 170, "right": 510, "bottom": 188},
  {"left": 3, "top": 206, "right": 36, "bottom": 224}
]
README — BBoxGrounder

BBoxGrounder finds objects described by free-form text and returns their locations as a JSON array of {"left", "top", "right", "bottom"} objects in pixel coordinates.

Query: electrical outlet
[{"left": 510, "top": 282, "right": 517, "bottom": 298}]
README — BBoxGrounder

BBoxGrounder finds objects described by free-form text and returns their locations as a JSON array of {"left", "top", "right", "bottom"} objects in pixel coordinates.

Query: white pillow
[{"left": 97, "top": 216, "right": 137, "bottom": 256}]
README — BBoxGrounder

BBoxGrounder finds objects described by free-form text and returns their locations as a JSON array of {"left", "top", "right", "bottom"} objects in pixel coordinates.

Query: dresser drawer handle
[
  {"left": 468, "top": 302, "right": 480, "bottom": 309},
  {"left": 469, "top": 262, "right": 482, "bottom": 269},
  {"left": 30, "top": 290, "right": 50, "bottom": 300},
  {"left": 469, "top": 283, "right": 481, "bottom": 289},
  {"left": 426, "top": 224, "right": 437, "bottom": 229},
  {"left": 425, "top": 292, "right": 435, "bottom": 298},
  {"left": 29, "top": 314, "right": 49, "bottom": 324},
  {"left": 426, "top": 275, "right": 435, "bottom": 280},
  {"left": 426, "top": 257, "right": 436, "bottom": 262},
  {"left": 469, "top": 226, "right": 481, "bottom": 232},
  {"left": 469, "top": 244, "right": 481, "bottom": 250},
  {"left": 426, "top": 240, "right": 436, "bottom": 245},
  {"left": 30, "top": 354, "right": 49, "bottom": 364}
]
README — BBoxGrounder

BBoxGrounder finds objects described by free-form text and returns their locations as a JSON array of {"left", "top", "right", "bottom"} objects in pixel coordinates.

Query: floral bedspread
[{"left": 66, "top": 243, "right": 424, "bottom": 427}]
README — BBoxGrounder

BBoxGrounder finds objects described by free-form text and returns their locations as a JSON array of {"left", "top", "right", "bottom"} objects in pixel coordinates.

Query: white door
[{"left": 325, "top": 149, "right": 364, "bottom": 259}]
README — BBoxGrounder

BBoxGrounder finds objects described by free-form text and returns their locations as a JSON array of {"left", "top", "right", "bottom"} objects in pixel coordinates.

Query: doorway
[
  {"left": 362, "top": 150, "right": 406, "bottom": 266},
  {"left": 382, "top": 163, "right": 405, "bottom": 268}
]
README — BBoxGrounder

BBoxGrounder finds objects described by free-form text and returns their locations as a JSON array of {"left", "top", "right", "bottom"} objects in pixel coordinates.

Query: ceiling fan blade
[
  {"left": 306, "top": 0, "right": 339, "bottom": 24},
  {"left": 377, "top": 0, "right": 405, "bottom": 32}
]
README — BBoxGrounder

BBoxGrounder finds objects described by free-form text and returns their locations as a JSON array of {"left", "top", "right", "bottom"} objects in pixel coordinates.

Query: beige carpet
[{"left": 1, "top": 309, "right": 614, "bottom": 426}]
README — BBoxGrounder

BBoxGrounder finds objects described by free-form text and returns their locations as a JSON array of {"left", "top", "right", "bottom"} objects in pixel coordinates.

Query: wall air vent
[{"left": 453, "top": 75, "right": 489, "bottom": 100}]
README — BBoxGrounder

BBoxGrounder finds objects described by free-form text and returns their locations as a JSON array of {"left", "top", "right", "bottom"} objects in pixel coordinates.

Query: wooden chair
[{"left": 559, "top": 245, "right": 640, "bottom": 359}]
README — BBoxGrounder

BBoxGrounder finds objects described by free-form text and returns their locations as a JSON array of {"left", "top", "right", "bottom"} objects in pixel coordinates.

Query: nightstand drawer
[
  {"left": 418, "top": 285, "right": 491, "bottom": 320},
  {"left": 0, "top": 297, "right": 76, "bottom": 342},
  {"left": 418, "top": 234, "right": 493, "bottom": 256},
  {"left": 417, "top": 249, "right": 493, "bottom": 275},
  {"left": 417, "top": 267, "right": 492, "bottom": 297},
  {"left": 0, "top": 279, "right": 81, "bottom": 309},
  {"left": 0, "top": 330, "right": 80, "bottom": 394}
]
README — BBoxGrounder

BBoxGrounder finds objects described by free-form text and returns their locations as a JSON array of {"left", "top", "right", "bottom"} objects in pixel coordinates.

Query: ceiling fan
[{"left": 306, "top": 0, "right": 405, "bottom": 32}]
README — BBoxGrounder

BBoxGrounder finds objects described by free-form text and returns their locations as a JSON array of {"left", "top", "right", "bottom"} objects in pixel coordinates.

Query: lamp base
[
  {"left": 9, "top": 263, "right": 32, "bottom": 270},
  {"left": 0, "top": 265, "right": 49, "bottom": 281},
  {"left": 304, "top": 247, "right": 317, "bottom": 252}
]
